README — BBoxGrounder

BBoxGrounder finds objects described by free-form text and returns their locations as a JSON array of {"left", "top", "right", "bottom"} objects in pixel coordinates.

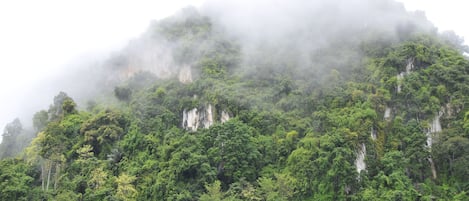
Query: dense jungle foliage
[{"left": 1, "top": 0, "right": 469, "bottom": 200}]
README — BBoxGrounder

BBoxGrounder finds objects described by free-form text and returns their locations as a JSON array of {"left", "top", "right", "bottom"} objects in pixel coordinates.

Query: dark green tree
[
  {"left": 80, "top": 109, "right": 130, "bottom": 157},
  {"left": 202, "top": 119, "right": 261, "bottom": 186},
  {"left": 114, "top": 86, "right": 132, "bottom": 102},
  {"left": 0, "top": 159, "right": 37, "bottom": 201}
]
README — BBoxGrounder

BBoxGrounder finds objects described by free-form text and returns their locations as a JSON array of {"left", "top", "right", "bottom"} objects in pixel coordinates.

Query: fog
[
  {"left": 201, "top": 0, "right": 434, "bottom": 76},
  {"left": 1, "top": 0, "right": 468, "bottom": 142},
  {"left": 0, "top": 0, "right": 205, "bottom": 141}
]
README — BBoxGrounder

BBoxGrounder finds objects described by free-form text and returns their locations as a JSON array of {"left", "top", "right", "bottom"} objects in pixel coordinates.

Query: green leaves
[
  {"left": 200, "top": 180, "right": 223, "bottom": 201},
  {"left": 3, "top": 5, "right": 469, "bottom": 201},
  {"left": 0, "top": 159, "right": 36, "bottom": 201},
  {"left": 116, "top": 173, "right": 138, "bottom": 201},
  {"left": 287, "top": 133, "right": 357, "bottom": 199},
  {"left": 202, "top": 120, "right": 261, "bottom": 185},
  {"left": 80, "top": 110, "right": 129, "bottom": 157}
]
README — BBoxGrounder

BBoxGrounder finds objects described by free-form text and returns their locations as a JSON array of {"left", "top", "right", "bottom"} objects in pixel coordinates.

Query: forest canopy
[{"left": 0, "top": 0, "right": 469, "bottom": 200}]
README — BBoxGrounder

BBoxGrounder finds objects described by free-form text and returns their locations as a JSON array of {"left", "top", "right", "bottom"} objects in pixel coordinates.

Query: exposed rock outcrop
[
  {"left": 384, "top": 107, "right": 391, "bottom": 120},
  {"left": 427, "top": 111, "right": 443, "bottom": 147},
  {"left": 355, "top": 143, "right": 366, "bottom": 173},
  {"left": 426, "top": 110, "right": 444, "bottom": 179},
  {"left": 397, "top": 72, "right": 405, "bottom": 93},
  {"left": 120, "top": 38, "right": 173, "bottom": 79},
  {"left": 182, "top": 108, "right": 199, "bottom": 132},
  {"left": 178, "top": 65, "right": 193, "bottom": 84},
  {"left": 182, "top": 104, "right": 214, "bottom": 131},
  {"left": 405, "top": 57, "right": 414, "bottom": 74},
  {"left": 370, "top": 127, "right": 377, "bottom": 141},
  {"left": 396, "top": 58, "right": 414, "bottom": 93},
  {"left": 201, "top": 104, "right": 214, "bottom": 129},
  {"left": 220, "top": 110, "right": 230, "bottom": 123}
]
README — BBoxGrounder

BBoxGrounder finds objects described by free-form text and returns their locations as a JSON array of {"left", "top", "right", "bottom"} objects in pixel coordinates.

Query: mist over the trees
[{"left": 1, "top": 0, "right": 469, "bottom": 200}]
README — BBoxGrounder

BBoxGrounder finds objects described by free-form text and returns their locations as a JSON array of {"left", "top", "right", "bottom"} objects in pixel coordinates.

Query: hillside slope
[{"left": 1, "top": 0, "right": 469, "bottom": 200}]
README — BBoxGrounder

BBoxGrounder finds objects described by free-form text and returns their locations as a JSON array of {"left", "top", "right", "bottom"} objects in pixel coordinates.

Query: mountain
[{"left": 1, "top": 0, "right": 468, "bottom": 200}]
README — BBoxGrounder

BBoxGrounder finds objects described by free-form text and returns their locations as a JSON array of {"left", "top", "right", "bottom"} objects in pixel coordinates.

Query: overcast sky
[
  {"left": 398, "top": 0, "right": 469, "bottom": 39},
  {"left": 0, "top": 0, "right": 205, "bottom": 136},
  {"left": 0, "top": 0, "right": 468, "bottom": 138}
]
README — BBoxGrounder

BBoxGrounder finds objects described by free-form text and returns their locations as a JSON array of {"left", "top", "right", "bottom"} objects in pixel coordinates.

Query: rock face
[
  {"left": 178, "top": 65, "right": 193, "bottom": 84},
  {"left": 429, "top": 112, "right": 442, "bottom": 133},
  {"left": 426, "top": 110, "right": 443, "bottom": 179},
  {"left": 405, "top": 57, "right": 414, "bottom": 74},
  {"left": 201, "top": 104, "right": 214, "bottom": 129},
  {"left": 220, "top": 110, "right": 230, "bottom": 123},
  {"left": 182, "top": 104, "right": 214, "bottom": 131},
  {"left": 427, "top": 111, "right": 443, "bottom": 147},
  {"left": 396, "top": 58, "right": 414, "bottom": 93},
  {"left": 370, "top": 127, "right": 377, "bottom": 141},
  {"left": 107, "top": 38, "right": 205, "bottom": 84},
  {"left": 384, "top": 107, "right": 391, "bottom": 120},
  {"left": 396, "top": 73, "right": 405, "bottom": 93},
  {"left": 182, "top": 108, "right": 199, "bottom": 132},
  {"left": 444, "top": 103, "right": 454, "bottom": 117},
  {"left": 355, "top": 143, "right": 366, "bottom": 173},
  {"left": 115, "top": 38, "right": 174, "bottom": 80}
]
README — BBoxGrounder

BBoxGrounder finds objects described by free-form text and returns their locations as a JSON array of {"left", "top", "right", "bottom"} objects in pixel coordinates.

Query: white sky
[
  {"left": 397, "top": 0, "right": 469, "bottom": 40},
  {"left": 0, "top": 0, "right": 468, "bottom": 139},
  {"left": 0, "top": 0, "right": 204, "bottom": 137}
]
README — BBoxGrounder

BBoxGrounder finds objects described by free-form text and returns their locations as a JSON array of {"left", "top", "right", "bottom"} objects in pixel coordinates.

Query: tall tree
[
  {"left": 33, "top": 110, "right": 49, "bottom": 132},
  {"left": 0, "top": 118, "right": 23, "bottom": 159},
  {"left": 202, "top": 119, "right": 261, "bottom": 186}
]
